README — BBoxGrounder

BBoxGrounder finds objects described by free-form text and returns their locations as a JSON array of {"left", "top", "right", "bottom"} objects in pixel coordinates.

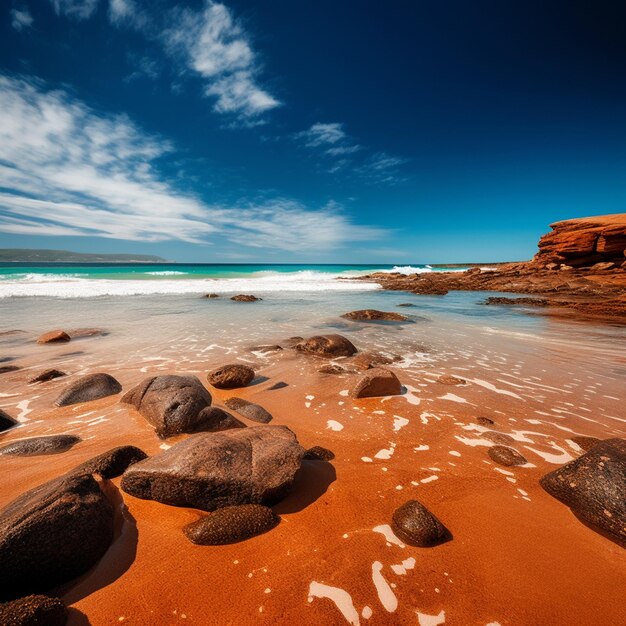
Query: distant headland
[{"left": 0, "top": 249, "right": 168, "bottom": 263}]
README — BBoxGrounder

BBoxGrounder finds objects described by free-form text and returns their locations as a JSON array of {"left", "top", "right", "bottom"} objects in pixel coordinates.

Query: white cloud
[
  {"left": 108, "top": 0, "right": 145, "bottom": 29},
  {"left": 0, "top": 76, "right": 382, "bottom": 251},
  {"left": 50, "top": 0, "right": 100, "bottom": 20},
  {"left": 11, "top": 8, "right": 34, "bottom": 31},
  {"left": 297, "top": 122, "right": 347, "bottom": 147},
  {"left": 163, "top": 1, "right": 279, "bottom": 119}
]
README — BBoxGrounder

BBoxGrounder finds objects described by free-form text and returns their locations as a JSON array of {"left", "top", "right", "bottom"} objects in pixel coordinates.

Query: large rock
[
  {"left": 37, "top": 330, "right": 70, "bottom": 344},
  {"left": 0, "top": 473, "right": 114, "bottom": 601},
  {"left": 341, "top": 309, "right": 409, "bottom": 322},
  {"left": 0, "top": 435, "right": 80, "bottom": 457},
  {"left": 120, "top": 375, "right": 212, "bottom": 438},
  {"left": 183, "top": 505, "right": 279, "bottom": 545},
  {"left": 350, "top": 368, "right": 402, "bottom": 398},
  {"left": 224, "top": 398, "right": 272, "bottom": 424},
  {"left": 0, "top": 595, "right": 67, "bottom": 626},
  {"left": 55, "top": 373, "right": 122, "bottom": 407},
  {"left": 294, "top": 334, "right": 357, "bottom": 357},
  {"left": 540, "top": 438, "right": 625, "bottom": 545},
  {"left": 391, "top": 500, "right": 451, "bottom": 547},
  {"left": 207, "top": 364, "right": 255, "bottom": 389},
  {"left": 0, "top": 409, "right": 17, "bottom": 433},
  {"left": 121, "top": 425, "right": 304, "bottom": 512},
  {"left": 71, "top": 445, "right": 148, "bottom": 479}
]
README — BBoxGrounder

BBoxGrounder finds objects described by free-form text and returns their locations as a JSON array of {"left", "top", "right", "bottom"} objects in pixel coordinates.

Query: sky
[{"left": 1, "top": 0, "right": 625, "bottom": 263}]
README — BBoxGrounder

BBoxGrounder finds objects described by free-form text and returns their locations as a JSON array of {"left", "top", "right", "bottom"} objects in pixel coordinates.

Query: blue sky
[{"left": 1, "top": 0, "right": 625, "bottom": 263}]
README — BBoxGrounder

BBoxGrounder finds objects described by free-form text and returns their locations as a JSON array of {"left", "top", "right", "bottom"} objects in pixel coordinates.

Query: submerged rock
[
  {"left": 183, "top": 505, "right": 279, "bottom": 545},
  {"left": 231, "top": 294, "right": 261, "bottom": 302},
  {"left": 0, "top": 435, "right": 80, "bottom": 457},
  {"left": 72, "top": 445, "right": 148, "bottom": 479},
  {"left": 351, "top": 368, "right": 402, "bottom": 398},
  {"left": 0, "top": 473, "right": 114, "bottom": 601},
  {"left": 0, "top": 409, "right": 17, "bottom": 433},
  {"left": 341, "top": 309, "right": 409, "bottom": 322},
  {"left": 488, "top": 445, "right": 527, "bottom": 467},
  {"left": 248, "top": 345, "right": 283, "bottom": 353},
  {"left": 207, "top": 364, "right": 255, "bottom": 389},
  {"left": 28, "top": 369, "right": 67, "bottom": 384},
  {"left": 224, "top": 397, "right": 272, "bottom": 424},
  {"left": 303, "top": 446, "right": 335, "bottom": 461},
  {"left": 55, "top": 373, "right": 122, "bottom": 407},
  {"left": 121, "top": 425, "right": 303, "bottom": 512},
  {"left": 37, "top": 330, "right": 70, "bottom": 344},
  {"left": 391, "top": 500, "right": 451, "bottom": 547},
  {"left": 540, "top": 438, "right": 625, "bottom": 545},
  {"left": 294, "top": 334, "right": 357, "bottom": 357},
  {"left": 0, "top": 595, "right": 67, "bottom": 626},
  {"left": 120, "top": 375, "right": 212, "bottom": 438}
]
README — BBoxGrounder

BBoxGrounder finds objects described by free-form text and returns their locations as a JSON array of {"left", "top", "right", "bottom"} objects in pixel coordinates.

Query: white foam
[
  {"left": 373, "top": 524, "right": 405, "bottom": 548},
  {"left": 327, "top": 420, "right": 344, "bottom": 432},
  {"left": 308, "top": 582, "right": 360, "bottom": 626},
  {"left": 417, "top": 609, "right": 446, "bottom": 626},
  {"left": 371, "top": 562, "right": 397, "bottom": 612}
]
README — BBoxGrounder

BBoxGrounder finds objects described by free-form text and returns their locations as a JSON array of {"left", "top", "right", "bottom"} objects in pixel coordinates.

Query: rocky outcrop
[
  {"left": 341, "top": 309, "right": 409, "bottom": 322},
  {"left": 207, "top": 364, "right": 255, "bottom": 389},
  {"left": 0, "top": 473, "right": 114, "bottom": 601},
  {"left": 224, "top": 397, "right": 272, "bottom": 424},
  {"left": 183, "top": 505, "right": 279, "bottom": 545},
  {"left": 36, "top": 330, "right": 70, "bottom": 344},
  {"left": 488, "top": 445, "right": 527, "bottom": 467},
  {"left": 121, "top": 425, "right": 304, "bottom": 512},
  {"left": 391, "top": 500, "right": 451, "bottom": 547},
  {"left": 71, "top": 445, "right": 148, "bottom": 479},
  {"left": 0, "top": 409, "right": 17, "bottom": 433},
  {"left": 540, "top": 438, "right": 625, "bottom": 545},
  {"left": 0, "top": 595, "right": 67, "bottom": 626},
  {"left": 55, "top": 373, "right": 122, "bottom": 407},
  {"left": 351, "top": 368, "right": 402, "bottom": 398},
  {"left": 294, "top": 334, "right": 357, "bottom": 357},
  {"left": 28, "top": 369, "right": 66, "bottom": 384},
  {"left": 120, "top": 375, "right": 212, "bottom": 438},
  {"left": 0, "top": 435, "right": 80, "bottom": 457}
]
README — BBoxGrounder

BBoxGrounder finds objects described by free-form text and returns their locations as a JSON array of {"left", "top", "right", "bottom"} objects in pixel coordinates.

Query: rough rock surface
[
  {"left": 477, "top": 416, "right": 495, "bottom": 426},
  {"left": 121, "top": 425, "right": 304, "bottom": 511},
  {"left": 28, "top": 369, "right": 67, "bottom": 384},
  {"left": 0, "top": 435, "right": 81, "bottom": 457},
  {"left": 0, "top": 473, "right": 114, "bottom": 601},
  {"left": 120, "top": 375, "right": 212, "bottom": 437},
  {"left": 571, "top": 435, "right": 601, "bottom": 452},
  {"left": 437, "top": 375, "right": 466, "bottom": 385},
  {"left": 55, "top": 373, "right": 122, "bottom": 407},
  {"left": 341, "top": 309, "right": 409, "bottom": 322},
  {"left": 207, "top": 364, "right": 255, "bottom": 389},
  {"left": 0, "top": 409, "right": 17, "bottom": 433},
  {"left": 351, "top": 368, "right": 402, "bottom": 398},
  {"left": 485, "top": 296, "right": 549, "bottom": 307},
  {"left": 36, "top": 330, "right": 70, "bottom": 344},
  {"left": 488, "top": 445, "right": 527, "bottom": 467},
  {"left": 294, "top": 334, "right": 357, "bottom": 357},
  {"left": 231, "top": 294, "right": 261, "bottom": 302},
  {"left": 72, "top": 446, "right": 148, "bottom": 479},
  {"left": 224, "top": 397, "right": 272, "bottom": 424},
  {"left": 183, "top": 505, "right": 279, "bottom": 545},
  {"left": 391, "top": 500, "right": 450, "bottom": 547},
  {"left": 195, "top": 406, "right": 245, "bottom": 431},
  {"left": 540, "top": 438, "right": 625, "bottom": 545},
  {"left": 303, "top": 446, "right": 335, "bottom": 461},
  {"left": 318, "top": 364, "right": 348, "bottom": 375},
  {"left": 482, "top": 431, "right": 515, "bottom": 446},
  {"left": 0, "top": 595, "right": 68, "bottom": 626}
]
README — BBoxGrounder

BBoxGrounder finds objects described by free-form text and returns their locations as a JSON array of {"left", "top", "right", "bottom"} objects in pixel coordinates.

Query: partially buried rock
[
  {"left": 183, "top": 505, "right": 279, "bottom": 545},
  {"left": 231, "top": 294, "right": 261, "bottom": 302},
  {"left": 0, "top": 473, "right": 114, "bottom": 601},
  {"left": 37, "top": 330, "right": 70, "bottom": 344},
  {"left": 0, "top": 409, "right": 17, "bottom": 433},
  {"left": 207, "top": 364, "right": 255, "bottom": 389},
  {"left": 391, "top": 500, "right": 450, "bottom": 547},
  {"left": 437, "top": 375, "right": 466, "bottom": 385},
  {"left": 540, "top": 438, "right": 625, "bottom": 545},
  {"left": 477, "top": 416, "right": 495, "bottom": 426},
  {"left": 0, "top": 595, "right": 67, "bottom": 626},
  {"left": 303, "top": 446, "right": 335, "bottom": 461},
  {"left": 121, "top": 425, "right": 304, "bottom": 511},
  {"left": 248, "top": 345, "right": 283, "bottom": 353},
  {"left": 120, "top": 375, "right": 212, "bottom": 438},
  {"left": 28, "top": 369, "right": 66, "bottom": 384},
  {"left": 482, "top": 431, "right": 515, "bottom": 446},
  {"left": 72, "top": 445, "right": 148, "bottom": 479},
  {"left": 294, "top": 334, "right": 357, "bottom": 357},
  {"left": 203, "top": 293, "right": 220, "bottom": 298},
  {"left": 195, "top": 406, "right": 245, "bottom": 431},
  {"left": 571, "top": 435, "right": 601, "bottom": 452},
  {"left": 225, "top": 397, "right": 272, "bottom": 423},
  {"left": 0, "top": 365, "right": 20, "bottom": 375},
  {"left": 341, "top": 309, "right": 409, "bottom": 322},
  {"left": 488, "top": 445, "right": 527, "bottom": 467},
  {"left": 0, "top": 435, "right": 80, "bottom": 457},
  {"left": 351, "top": 368, "right": 402, "bottom": 398},
  {"left": 55, "top": 373, "right": 122, "bottom": 407}
]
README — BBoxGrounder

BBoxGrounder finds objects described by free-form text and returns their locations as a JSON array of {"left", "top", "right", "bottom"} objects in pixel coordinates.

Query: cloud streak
[{"left": 11, "top": 7, "right": 34, "bottom": 31}]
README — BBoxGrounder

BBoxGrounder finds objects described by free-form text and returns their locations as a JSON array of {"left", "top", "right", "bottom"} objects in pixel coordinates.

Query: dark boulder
[
  {"left": 0, "top": 365, "right": 20, "bottom": 375},
  {"left": 224, "top": 397, "right": 272, "bottom": 424},
  {"left": 0, "top": 435, "right": 80, "bottom": 457},
  {"left": 0, "top": 595, "right": 67, "bottom": 626},
  {"left": 195, "top": 406, "right": 245, "bottom": 431},
  {"left": 294, "top": 334, "right": 357, "bottom": 357},
  {"left": 303, "top": 446, "right": 335, "bottom": 461},
  {"left": 0, "top": 473, "right": 114, "bottom": 601},
  {"left": 477, "top": 416, "right": 495, "bottom": 426},
  {"left": 55, "top": 373, "right": 122, "bottom": 407},
  {"left": 0, "top": 409, "right": 17, "bottom": 433},
  {"left": 37, "top": 330, "right": 70, "bottom": 344},
  {"left": 482, "top": 431, "right": 515, "bottom": 446},
  {"left": 207, "top": 364, "right": 255, "bottom": 389},
  {"left": 540, "top": 438, "right": 625, "bottom": 545},
  {"left": 488, "top": 445, "right": 527, "bottom": 467},
  {"left": 341, "top": 309, "right": 409, "bottom": 322},
  {"left": 351, "top": 368, "right": 402, "bottom": 398},
  {"left": 230, "top": 294, "right": 261, "bottom": 302},
  {"left": 120, "top": 375, "right": 212, "bottom": 438},
  {"left": 391, "top": 500, "right": 451, "bottom": 547},
  {"left": 28, "top": 369, "right": 66, "bottom": 384},
  {"left": 183, "top": 505, "right": 279, "bottom": 545},
  {"left": 71, "top": 445, "right": 148, "bottom": 479},
  {"left": 121, "top": 425, "right": 303, "bottom": 512}
]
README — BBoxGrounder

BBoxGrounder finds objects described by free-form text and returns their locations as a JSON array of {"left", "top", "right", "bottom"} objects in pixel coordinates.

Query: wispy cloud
[
  {"left": 108, "top": 0, "right": 145, "bottom": 29},
  {"left": 0, "top": 75, "right": 382, "bottom": 250},
  {"left": 357, "top": 152, "right": 408, "bottom": 185},
  {"left": 50, "top": 0, "right": 99, "bottom": 20},
  {"left": 11, "top": 7, "right": 33, "bottom": 31}
]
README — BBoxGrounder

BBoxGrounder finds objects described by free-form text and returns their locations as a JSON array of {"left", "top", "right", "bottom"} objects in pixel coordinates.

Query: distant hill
[{"left": 0, "top": 249, "right": 168, "bottom": 263}]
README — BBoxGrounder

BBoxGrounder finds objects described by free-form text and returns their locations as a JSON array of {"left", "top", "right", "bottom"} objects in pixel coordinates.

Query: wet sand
[{"left": 1, "top": 295, "right": 625, "bottom": 625}]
